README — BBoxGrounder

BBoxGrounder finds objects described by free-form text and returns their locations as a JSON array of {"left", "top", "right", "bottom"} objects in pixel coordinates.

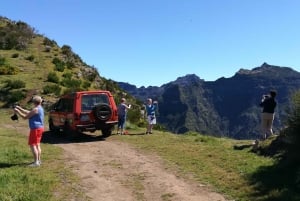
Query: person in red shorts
[{"left": 14, "top": 95, "right": 44, "bottom": 167}]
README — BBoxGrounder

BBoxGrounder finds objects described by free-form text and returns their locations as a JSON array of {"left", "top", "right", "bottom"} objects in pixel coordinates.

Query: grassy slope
[
  {"left": 0, "top": 109, "right": 88, "bottom": 201},
  {"left": 1, "top": 109, "right": 298, "bottom": 201}
]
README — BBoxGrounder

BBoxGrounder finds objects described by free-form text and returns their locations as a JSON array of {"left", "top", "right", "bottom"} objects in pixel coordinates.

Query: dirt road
[
  {"left": 10, "top": 120, "right": 227, "bottom": 201},
  {"left": 46, "top": 133, "right": 227, "bottom": 201}
]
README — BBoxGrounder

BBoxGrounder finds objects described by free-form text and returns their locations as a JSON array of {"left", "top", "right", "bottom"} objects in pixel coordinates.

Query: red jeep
[{"left": 48, "top": 90, "right": 118, "bottom": 138}]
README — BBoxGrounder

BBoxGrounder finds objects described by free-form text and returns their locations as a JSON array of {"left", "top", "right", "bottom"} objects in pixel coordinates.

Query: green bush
[
  {"left": 66, "top": 61, "right": 75, "bottom": 69},
  {"left": 127, "top": 109, "right": 143, "bottom": 124},
  {"left": 43, "top": 84, "right": 61, "bottom": 96},
  {"left": 82, "top": 81, "right": 91, "bottom": 90},
  {"left": 11, "top": 53, "right": 19, "bottom": 58},
  {"left": 284, "top": 91, "right": 300, "bottom": 161},
  {"left": 62, "top": 72, "right": 72, "bottom": 79},
  {"left": 0, "top": 56, "right": 6, "bottom": 65},
  {"left": 25, "top": 55, "right": 34, "bottom": 61},
  {"left": 52, "top": 58, "right": 65, "bottom": 72},
  {"left": 0, "top": 65, "right": 19, "bottom": 75},
  {"left": 4, "top": 79, "right": 25, "bottom": 89},
  {"left": 61, "top": 78, "right": 81, "bottom": 88},
  {"left": 43, "top": 37, "right": 57, "bottom": 47},
  {"left": 8, "top": 90, "right": 26, "bottom": 103},
  {"left": 47, "top": 72, "right": 59, "bottom": 83}
]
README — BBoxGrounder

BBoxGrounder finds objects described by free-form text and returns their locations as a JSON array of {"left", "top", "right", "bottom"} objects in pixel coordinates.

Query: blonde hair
[{"left": 32, "top": 95, "right": 42, "bottom": 104}]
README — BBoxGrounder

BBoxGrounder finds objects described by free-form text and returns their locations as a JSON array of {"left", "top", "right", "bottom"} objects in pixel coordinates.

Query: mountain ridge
[{"left": 118, "top": 63, "right": 300, "bottom": 139}]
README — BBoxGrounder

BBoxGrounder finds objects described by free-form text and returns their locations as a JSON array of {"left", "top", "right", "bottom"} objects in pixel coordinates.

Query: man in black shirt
[{"left": 259, "top": 90, "right": 277, "bottom": 140}]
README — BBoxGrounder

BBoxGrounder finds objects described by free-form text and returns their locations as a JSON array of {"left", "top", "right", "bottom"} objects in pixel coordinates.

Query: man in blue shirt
[{"left": 146, "top": 98, "right": 158, "bottom": 134}]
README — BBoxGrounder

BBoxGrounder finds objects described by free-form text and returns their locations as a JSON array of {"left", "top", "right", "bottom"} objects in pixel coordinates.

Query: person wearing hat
[
  {"left": 13, "top": 95, "right": 44, "bottom": 167},
  {"left": 116, "top": 98, "right": 131, "bottom": 135}
]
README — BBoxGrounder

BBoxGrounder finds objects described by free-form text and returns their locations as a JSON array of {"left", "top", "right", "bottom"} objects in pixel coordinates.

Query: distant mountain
[{"left": 118, "top": 63, "right": 300, "bottom": 139}]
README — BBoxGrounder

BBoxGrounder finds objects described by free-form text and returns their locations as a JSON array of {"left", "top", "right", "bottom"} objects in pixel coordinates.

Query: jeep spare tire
[{"left": 93, "top": 103, "right": 112, "bottom": 121}]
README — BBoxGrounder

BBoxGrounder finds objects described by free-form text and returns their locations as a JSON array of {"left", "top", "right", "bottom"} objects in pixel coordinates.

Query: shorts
[
  {"left": 28, "top": 127, "right": 44, "bottom": 146},
  {"left": 147, "top": 115, "right": 156, "bottom": 125}
]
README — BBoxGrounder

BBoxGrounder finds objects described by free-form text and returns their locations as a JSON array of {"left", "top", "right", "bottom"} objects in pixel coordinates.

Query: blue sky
[{"left": 1, "top": 0, "right": 300, "bottom": 87}]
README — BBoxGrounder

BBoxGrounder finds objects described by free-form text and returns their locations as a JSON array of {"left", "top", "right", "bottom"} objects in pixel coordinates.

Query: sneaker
[{"left": 28, "top": 162, "right": 40, "bottom": 167}]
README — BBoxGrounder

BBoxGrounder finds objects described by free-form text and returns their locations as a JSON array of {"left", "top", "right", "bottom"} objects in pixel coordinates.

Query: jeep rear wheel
[
  {"left": 93, "top": 103, "right": 112, "bottom": 121},
  {"left": 101, "top": 128, "right": 112, "bottom": 138}
]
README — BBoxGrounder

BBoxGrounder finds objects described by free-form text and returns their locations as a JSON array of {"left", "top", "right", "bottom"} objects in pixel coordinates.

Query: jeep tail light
[{"left": 74, "top": 113, "right": 80, "bottom": 120}]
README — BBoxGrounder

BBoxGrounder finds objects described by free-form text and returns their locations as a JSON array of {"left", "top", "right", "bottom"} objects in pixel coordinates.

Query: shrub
[
  {"left": 8, "top": 90, "right": 26, "bottom": 103},
  {"left": 62, "top": 72, "right": 72, "bottom": 79},
  {"left": 25, "top": 55, "right": 34, "bottom": 62},
  {"left": 82, "top": 81, "right": 91, "bottom": 90},
  {"left": 47, "top": 72, "right": 60, "bottom": 83},
  {"left": 52, "top": 58, "right": 65, "bottom": 72},
  {"left": 127, "top": 109, "right": 142, "bottom": 124},
  {"left": 0, "top": 57, "right": 6, "bottom": 65},
  {"left": 61, "top": 45, "right": 72, "bottom": 56},
  {"left": 43, "top": 84, "right": 61, "bottom": 96},
  {"left": 61, "top": 78, "right": 81, "bottom": 88},
  {"left": 284, "top": 91, "right": 300, "bottom": 161},
  {"left": 43, "top": 37, "right": 57, "bottom": 47},
  {"left": 4, "top": 79, "right": 25, "bottom": 89},
  {"left": 66, "top": 61, "right": 75, "bottom": 69},
  {"left": 0, "top": 65, "right": 19, "bottom": 75},
  {"left": 11, "top": 53, "right": 19, "bottom": 58}
]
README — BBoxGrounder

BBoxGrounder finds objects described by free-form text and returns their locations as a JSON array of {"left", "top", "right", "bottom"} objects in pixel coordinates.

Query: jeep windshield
[{"left": 81, "top": 94, "right": 109, "bottom": 111}]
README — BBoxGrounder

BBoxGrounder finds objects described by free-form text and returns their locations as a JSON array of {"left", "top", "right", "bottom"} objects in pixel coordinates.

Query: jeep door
[{"left": 50, "top": 98, "right": 74, "bottom": 128}]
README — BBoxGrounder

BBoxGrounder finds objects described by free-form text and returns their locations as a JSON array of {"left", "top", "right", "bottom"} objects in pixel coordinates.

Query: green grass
[
  {"left": 115, "top": 128, "right": 296, "bottom": 201},
  {"left": 0, "top": 109, "right": 87, "bottom": 201},
  {"left": 0, "top": 108, "right": 298, "bottom": 201}
]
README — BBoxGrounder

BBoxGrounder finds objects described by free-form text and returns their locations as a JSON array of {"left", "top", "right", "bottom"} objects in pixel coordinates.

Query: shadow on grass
[
  {"left": 249, "top": 160, "right": 300, "bottom": 201},
  {"left": 248, "top": 136, "right": 300, "bottom": 201},
  {"left": 41, "top": 131, "right": 106, "bottom": 144},
  {"left": 0, "top": 162, "right": 36, "bottom": 168}
]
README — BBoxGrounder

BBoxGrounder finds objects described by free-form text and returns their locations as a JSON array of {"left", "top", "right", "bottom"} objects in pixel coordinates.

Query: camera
[
  {"left": 11, "top": 102, "right": 20, "bottom": 121},
  {"left": 11, "top": 113, "right": 18, "bottom": 121},
  {"left": 12, "top": 103, "right": 19, "bottom": 108}
]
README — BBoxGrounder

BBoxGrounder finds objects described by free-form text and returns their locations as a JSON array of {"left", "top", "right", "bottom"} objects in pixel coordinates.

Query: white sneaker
[{"left": 28, "top": 162, "right": 40, "bottom": 167}]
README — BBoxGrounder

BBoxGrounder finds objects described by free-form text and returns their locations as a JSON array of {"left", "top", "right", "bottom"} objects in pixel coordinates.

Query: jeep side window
[{"left": 56, "top": 98, "right": 73, "bottom": 112}]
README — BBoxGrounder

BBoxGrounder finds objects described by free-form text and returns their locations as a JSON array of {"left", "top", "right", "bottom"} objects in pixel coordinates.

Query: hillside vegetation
[{"left": 0, "top": 16, "right": 143, "bottom": 124}]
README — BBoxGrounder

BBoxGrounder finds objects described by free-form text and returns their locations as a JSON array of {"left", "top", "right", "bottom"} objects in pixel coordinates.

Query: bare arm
[{"left": 14, "top": 106, "right": 38, "bottom": 119}]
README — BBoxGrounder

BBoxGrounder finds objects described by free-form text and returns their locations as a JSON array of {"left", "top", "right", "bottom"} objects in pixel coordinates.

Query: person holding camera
[
  {"left": 145, "top": 98, "right": 158, "bottom": 134},
  {"left": 13, "top": 95, "right": 44, "bottom": 167},
  {"left": 116, "top": 98, "right": 131, "bottom": 135},
  {"left": 259, "top": 90, "right": 277, "bottom": 140}
]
